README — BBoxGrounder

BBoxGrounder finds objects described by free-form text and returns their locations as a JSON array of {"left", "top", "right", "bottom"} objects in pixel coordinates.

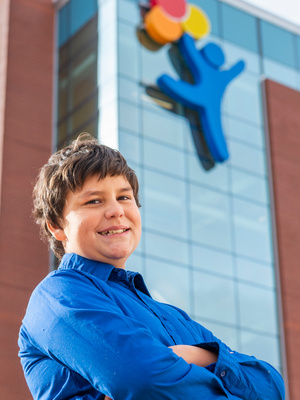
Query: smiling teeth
[{"left": 100, "top": 229, "right": 127, "bottom": 236}]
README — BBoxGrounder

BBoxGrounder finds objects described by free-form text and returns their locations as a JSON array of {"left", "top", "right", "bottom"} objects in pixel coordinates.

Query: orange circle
[{"left": 145, "top": 5, "right": 183, "bottom": 45}]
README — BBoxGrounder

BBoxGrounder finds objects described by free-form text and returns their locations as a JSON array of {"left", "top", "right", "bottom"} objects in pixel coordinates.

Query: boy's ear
[{"left": 46, "top": 221, "right": 67, "bottom": 242}]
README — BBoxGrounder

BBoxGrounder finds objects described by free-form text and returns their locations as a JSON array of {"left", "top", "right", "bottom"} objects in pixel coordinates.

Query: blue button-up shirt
[{"left": 18, "top": 253, "right": 285, "bottom": 399}]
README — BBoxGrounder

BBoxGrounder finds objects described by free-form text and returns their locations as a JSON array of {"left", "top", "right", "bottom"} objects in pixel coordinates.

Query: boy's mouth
[{"left": 99, "top": 228, "right": 129, "bottom": 236}]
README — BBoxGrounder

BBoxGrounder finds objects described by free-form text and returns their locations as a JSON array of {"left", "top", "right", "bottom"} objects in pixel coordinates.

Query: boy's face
[{"left": 50, "top": 175, "right": 141, "bottom": 269}]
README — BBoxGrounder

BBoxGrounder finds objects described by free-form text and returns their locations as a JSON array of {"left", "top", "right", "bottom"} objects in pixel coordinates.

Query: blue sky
[{"left": 242, "top": 0, "right": 300, "bottom": 26}]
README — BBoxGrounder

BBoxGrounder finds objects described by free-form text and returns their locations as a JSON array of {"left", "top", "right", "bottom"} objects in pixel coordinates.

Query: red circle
[{"left": 150, "top": 0, "right": 187, "bottom": 19}]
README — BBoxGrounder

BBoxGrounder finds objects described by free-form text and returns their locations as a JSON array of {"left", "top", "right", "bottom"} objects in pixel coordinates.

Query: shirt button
[
  {"left": 220, "top": 371, "right": 226, "bottom": 378},
  {"left": 117, "top": 270, "right": 125, "bottom": 279}
]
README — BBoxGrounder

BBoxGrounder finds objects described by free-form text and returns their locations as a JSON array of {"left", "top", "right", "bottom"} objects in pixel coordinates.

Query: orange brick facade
[
  {"left": 0, "top": 0, "right": 54, "bottom": 398},
  {"left": 264, "top": 79, "right": 300, "bottom": 400}
]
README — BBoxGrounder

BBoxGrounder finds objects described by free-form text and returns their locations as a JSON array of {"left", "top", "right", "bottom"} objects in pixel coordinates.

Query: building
[{"left": 0, "top": 0, "right": 300, "bottom": 398}]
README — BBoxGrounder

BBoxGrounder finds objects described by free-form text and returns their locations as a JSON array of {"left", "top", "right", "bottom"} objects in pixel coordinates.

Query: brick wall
[
  {"left": 264, "top": 79, "right": 300, "bottom": 400},
  {"left": 0, "top": 0, "right": 54, "bottom": 397}
]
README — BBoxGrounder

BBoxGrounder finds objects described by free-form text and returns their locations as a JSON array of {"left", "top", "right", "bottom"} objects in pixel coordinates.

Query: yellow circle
[{"left": 181, "top": 5, "right": 211, "bottom": 40}]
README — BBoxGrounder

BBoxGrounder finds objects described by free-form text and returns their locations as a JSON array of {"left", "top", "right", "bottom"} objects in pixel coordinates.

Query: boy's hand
[
  {"left": 104, "top": 396, "right": 112, "bottom": 400},
  {"left": 169, "top": 344, "right": 217, "bottom": 367}
]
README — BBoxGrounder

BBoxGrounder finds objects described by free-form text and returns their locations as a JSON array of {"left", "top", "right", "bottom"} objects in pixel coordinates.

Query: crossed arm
[{"left": 104, "top": 346, "right": 218, "bottom": 400}]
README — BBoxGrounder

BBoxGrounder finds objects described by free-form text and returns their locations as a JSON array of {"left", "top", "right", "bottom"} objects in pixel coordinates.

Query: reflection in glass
[
  {"left": 260, "top": 20, "right": 296, "bottom": 68},
  {"left": 236, "top": 257, "right": 275, "bottom": 288},
  {"left": 146, "top": 257, "right": 191, "bottom": 312},
  {"left": 143, "top": 139, "right": 186, "bottom": 178},
  {"left": 221, "top": 3, "right": 258, "bottom": 52},
  {"left": 225, "top": 116, "right": 264, "bottom": 149},
  {"left": 222, "top": 41, "right": 260, "bottom": 75},
  {"left": 192, "top": 244, "right": 234, "bottom": 277},
  {"left": 119, "top": 101, "right": 140, "bottom": 133},
  {"left": 118, "top": 22, "right": 140, "bottom": 80},
  {"left": 240, "top": 330, "right": 281, "bottom": 369},
  {"left": 193, "top": 270, "right": 237, "bottom": 324},
  {"left": 118, "top": 0, "right": 140, "bottom": 25},
  {"left": 229, "top": 139, "right": 266, "bottom": 176},
  {"left": 233, "top": 198, "right": 272, "bottom": 262},
  {"left": 230, "top": 168, "right": 268, "bottom": 204},
  {"left": 238, "top": 282, "right": 278, "bottom": 334},
  {"left": 194, "top": 318, "right": 238, "bottom": 350},
  {"left": 144, "top": 231, "right": 189, "bottom": 265},
  {"left": 263, "top": 58, "right": 298, "bottom": 90},
  {"left": 57, "top": 12, "right": 98, "bottom": 149},
  {"left": 142, "top": 108, "right": 185, "bottom": 148},
  {"left": 144, "top": 169, "right": 188, "bottom": 239},
  {"left": 189, "top": 184, "right": 232, "bottom": 251},
  {"left": 223, "top": 72, "right": 262, "bottom": 125},
  {"left": 119, "top": 130, "right": 141, "bottom": 164},
  {"left": 188, "top": 153, "right": 229, "bottom": 192}
]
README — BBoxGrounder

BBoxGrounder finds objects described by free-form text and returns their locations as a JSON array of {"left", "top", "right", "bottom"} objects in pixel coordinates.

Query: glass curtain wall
[
  {"left": 55, "top": 0, "right": 300, "bottom": 374},
  {"left": 56, "top": 0, "right": 98, "bottom": 149},
  {"left": 116, "top": 0, "right": 299, "bottom": 373}
]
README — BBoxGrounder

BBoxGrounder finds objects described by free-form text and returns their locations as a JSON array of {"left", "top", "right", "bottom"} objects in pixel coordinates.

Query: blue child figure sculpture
[{"left": 157, "top": 34, "right": 245, "bottom": 162}]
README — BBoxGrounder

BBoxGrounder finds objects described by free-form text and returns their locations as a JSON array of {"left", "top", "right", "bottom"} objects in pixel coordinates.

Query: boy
[{"left": 19, "top": 135, "right": 285, "bottom": 399}]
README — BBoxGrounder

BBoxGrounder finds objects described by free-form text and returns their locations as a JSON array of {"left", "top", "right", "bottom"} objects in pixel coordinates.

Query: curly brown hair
[{"left": 33, "top": 134, "right": 141, "bottom": 259}]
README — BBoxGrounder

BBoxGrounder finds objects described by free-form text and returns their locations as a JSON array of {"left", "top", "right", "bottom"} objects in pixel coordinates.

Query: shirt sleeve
[
  {"left": 194, "top": 327, "right": 285, "bottom": 400},
  {"left": 23, "top": 270, "right": 231, "bottom": 400}
]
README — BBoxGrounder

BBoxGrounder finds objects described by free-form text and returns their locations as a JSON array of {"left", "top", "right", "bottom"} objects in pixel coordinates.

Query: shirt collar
[
  {"left": 58, "top": 253, "right": 151, "bottom": 297},
  {"left": 59, "top": 253, "right": 115, "bottom": 283}
]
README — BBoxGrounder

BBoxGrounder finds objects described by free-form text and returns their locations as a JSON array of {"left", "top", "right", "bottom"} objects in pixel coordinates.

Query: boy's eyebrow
[{"left": 78, "top": 187, "right": 133, "bottom": 198}]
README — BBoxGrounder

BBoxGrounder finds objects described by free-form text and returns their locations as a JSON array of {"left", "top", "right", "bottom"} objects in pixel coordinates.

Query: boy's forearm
[{"left": 169, "top": 344, "right": 218, "bottom": 367}]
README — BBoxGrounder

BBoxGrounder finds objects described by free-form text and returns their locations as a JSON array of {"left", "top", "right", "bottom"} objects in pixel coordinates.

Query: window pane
[
  {"left": 240, "top": 330, "right": 281, "bottom": 368},
  {"left": 141, "top": 44, "right": 177, "bottom": 84},
  {"left": 230, "top": 168, "right": 268, "bottom": 204},
  {"left": 144, "top": 231, "right": 189, "bottom": 266},
  {"left": 118, "top": 22, "right": 139, "bottom": 80},
  {"left": 192, "top": 244, "right": 234, "bottom": 277},
  {"left": 143, "top": 140, "right": 186, "bottom": 178},
  {"left": 233, "top": 198, "right": 273, "bottom": 262},
  {"left": 70, "top": 44, "right": 97, "bottom": 109},
  {"left": 223, "top": 72, "right": 262, "bottom": 125},
  {"left": 119, "top": 130, "right": 141, "bottom": 164},
  {"left": 263, "top": 58, "right": 298, "bottom": 89},
  {"left": 192, "top": 0, "right": 219, "bottom": 36},
  {"left": 189, "top": 184, "right": 232, "bottom": 251},
  {"left": 118, "top": 0, "right": 140, "bottom": 25},
  {"left": 193, "top": 270, "right": 237, "bottom": 325},
  {"left": 119, "top": 101, "right": 140, "bottom": 133},
  {"left": 146, "top": 258, "right": 191, "bottom": 312},
  {"left": 188, "top": 153, "right": 229, "bottom": 192},
  {"left": 70, "top": 0, "right": 98, "bottom": 37},
  {"left": 221, "top": 4, "right": 258, "bottom": 52},
  {"left": 144, "top": 169, "right": 188, "bottom": 239},
  {"left": 229, "top": 140, "right": 266, "bottom": 176},
  {"left": 195, "top": 318, "right": 238, "bottom": 350},
  {"left": 142, "top": 109, "right": 185, "bottom": 148},
  {"left": 119, "top": 76, "right": 141, "bottom": 104},
  {"left": 236, "top": 257, "right": 275, "bottom": 288},
  {"left": 261, "top": 21, "right": 296, "bottom": 68},
  {"left": 238, "top": 282, "right": 278, "bottom": 334},
  {"left": 126, "top": 252, "right": 144, "bottom": 275},
  {"left": 225, "top": 116, "right": 264, "bottom": 149},
  {"left": 58, "top": 5, "right": 69, "bottom": 47},
  {"left": 70, "top": 96, "right": 97, "bottom": 132},
  {"left": 222, "top": 41, "right": 260, "bottom": 75}
]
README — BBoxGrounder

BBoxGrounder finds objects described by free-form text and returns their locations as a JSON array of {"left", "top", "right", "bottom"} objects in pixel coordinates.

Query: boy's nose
[{"left": 105, "top": 201, "right": 125, "bottom": 219}]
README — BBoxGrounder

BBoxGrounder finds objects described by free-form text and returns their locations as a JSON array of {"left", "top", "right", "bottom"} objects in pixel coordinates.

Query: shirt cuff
[{"left": 196, "top": 341, "right": 257, "bottom": 400}]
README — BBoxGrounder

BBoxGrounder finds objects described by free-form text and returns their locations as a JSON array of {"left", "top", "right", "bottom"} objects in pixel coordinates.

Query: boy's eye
[
  {"left": 118, "top": 196, "right": 130, "bottom": 200},
  {"left": 86, "top": 199, "right": 101, "bottom": 205}
]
